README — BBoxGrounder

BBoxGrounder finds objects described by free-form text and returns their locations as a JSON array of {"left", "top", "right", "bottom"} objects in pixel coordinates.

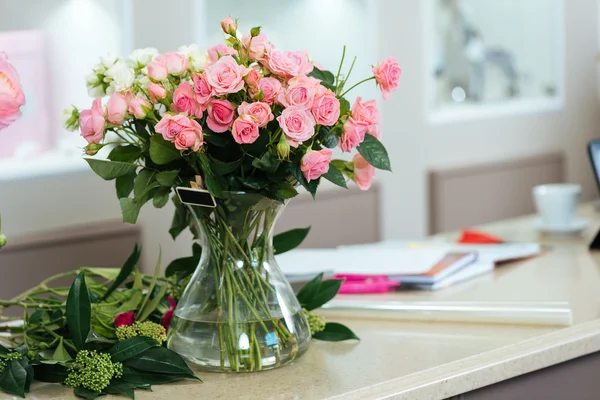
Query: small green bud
[
  {"left": 303, "top": 308, "right": 326, "bottom": 335},
  {"left": 84, "top": 143, "right": 104, "bottom": 156},
  {"left": 38, "top": 342, "right": 49, "bottom": 350},
  {"left": 0, "top": 234, "right": 6, "bottom": 248},
  {"left": 250, "top": 26, "right": 261, "bottom": 38},
  {"left": 253, "top": 89, "right": 265, "bottom": 101},
  {"left": 277, "top": 135, "right": 290, "bottom": 160},
  {"left": 61, "top": 106, "right": 80, "bottom": 132}
]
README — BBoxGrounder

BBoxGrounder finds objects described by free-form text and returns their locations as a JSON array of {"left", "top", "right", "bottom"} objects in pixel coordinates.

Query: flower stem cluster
[
  {"left": 303, "top": 308, "right": 326, "bottom": 335},
  {"left": 116, "top": 321, "right": 167, "bottom": 343},
  {"left": 64, "top": 350, "right": 123, "bottom": 392}
]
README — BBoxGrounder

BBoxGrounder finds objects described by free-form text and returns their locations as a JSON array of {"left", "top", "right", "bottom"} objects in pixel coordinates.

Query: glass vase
[{"left": 166, "top": 192, "right": 312, "bottom": 372}]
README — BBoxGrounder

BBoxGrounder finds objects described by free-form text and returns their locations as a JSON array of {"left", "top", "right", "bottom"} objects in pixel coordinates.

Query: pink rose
[
  {"left": 106, "top": 92, "right": 128, "bottom": 125},
  {"left": 372, "top": 57, "right": 401, "bottom": 100},
  {"left": 369, "top": 122, "right": 381, "bottom": 140},
  {"left": 147, "top": 82, "right": 167, "bottom": 101},
  {"left": 127, "top": 93, "right": 151, "bottom": 119},
  {"left": 277, "top": 106, "right": 315, "bottom": 148},
  {"left": 155, "top": 114, "right": 194, "bottom": 141},
  {"left": 172, "top": 81, "right": 203, "bottom": 118},
  {"left": 192, "top": 73, "right": 212, "bottom": 105},
  {"left": 339, "top": 117, "right": 369, "bottom": 152},
  {"left": 231, "top": 114, "right": 260, "bottom": 144},
  {"left": 311, "top": 90, "right": 340, "bottom": 126},
  {"left": 147, "top": 52, "right": 189, "bottom": 81},
  {"left": 174, "top": 119, "right": 203, "bottom": 151},
  {"left": 207, "top": 43, "right": 237, "bottom": 65},
  {"left": 237, "top": 101, "right": 273, "bottom": 128},
  {"left": 300, "top": 148, "right": 332, "bottom": 182},
  {"left": 0, "top": 52, "right": 26, "bottom": 130},
  {"left": 253, "top": 77, "right": 281, "bottom": 104},
  {"left": 351, "top": 97, "right": 380, "bottom": 125},
  {"left": 278, "top": 76, "right": 316, "bottom": 110},
  {"left": 147, "top": 58, "right": 168, "bottom": 81},
  {"left": 353, "top": 154, "right": 375, "bottom": 190},
  {"left": 221, "top": 16, "right": 237, "bottom": 35},
  {"left": 205, "top": 55, "right": 249, "bottom": 95},
  {"left": 79, "top": 98, "right": 105, "bottom": 144},
  {"left": 163, "top": 52, "right": 189, "bottom": 76},
  {"left": 266, "top": 48, "right": 313, "bottom": 78},
  {"left": 242, "top": 33, "right": 270, "bottom": 61},
  {"left": 206, "top": 99, "right": 235, "bottom": 133},
  {"left": 245, "top": 68, "right": 260, "bottom": 87}
]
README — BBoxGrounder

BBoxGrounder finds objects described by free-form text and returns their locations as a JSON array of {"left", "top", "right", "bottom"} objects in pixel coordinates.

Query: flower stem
[
  {"left": 340, "top": 76, "right": 376, "bottom": 98},
  {"left": 335, "top": 46, "right": 346, "bottom": 88}
]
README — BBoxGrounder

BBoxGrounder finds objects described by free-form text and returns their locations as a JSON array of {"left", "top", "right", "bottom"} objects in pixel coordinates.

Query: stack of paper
[{"left": 277, "top": 241, "right": 541, "bottom": 291}]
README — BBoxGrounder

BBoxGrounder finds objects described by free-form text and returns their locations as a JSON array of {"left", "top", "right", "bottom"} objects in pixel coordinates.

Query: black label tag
[{"left": 176, "top": 187, "right": 217, "bottom": 208}]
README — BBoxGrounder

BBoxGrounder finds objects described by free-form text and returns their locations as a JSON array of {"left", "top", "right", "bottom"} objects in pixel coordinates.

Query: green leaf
[
  {"left": 275, "top": 180, "right": 298, "bottom": 200},
  {"left": 211, "top": 157, "right": 242, "bottom": 175},
  {"left": 149, "top": 135, "right": 181, "bottom": 165},
  {"left": 273, "top": 226, "right": 311, "bottom": 255},
  {"left": 108, "top": 145, "right": 142, "bottom": 163},
  {"left": 204, "top": 172, "right": 225, "bottom": 198},
  {"left": 109, "top": 337, "right": 159, "bottom": 363},
  {"left": 0, "top": 344, "right": 9, "bottom": 355},
  {"left": 252, "top": 153, "right": 280, "bottom": 174},
  {"left": 116, "top": 290, "right": 143, "bottom": 313},
  {"left": 134, "top": 168, "right": 158, "bottom": 198},
  {"left": 102, "top": 382, "right": 135, "bottom": 399},
  {"left": 153, "top": 187, "right": 171, "bottom": 208},
  {"left": 121, "top": 366, "right": 191, "bottom": 385},
  {"left": 322, "top": 131, "right": 339, "bottom": 148},
  {"left": 156, "top": 170, "right": 179, "bottom": 186},
  {"left": 74, "top": 386, "right": 102, "bottom": 400},
  {"left": 85, "top": 328, "right": 115, "bottom": 344},
  {"left": 308, "top": 67, "right": 335, "bottom": 87},
  {"left": 123, "top": 347, "right": 197, "bottom": 378},
  {"left": 66, "top": 271, "right": 92, "bottom": 350},
  {"left": 339, "top": 98, "right": 351, "bottom": 116},
  {"left": 119, "top": 198, "right": 142, "bottom": 224},
  {"left": 165, "top": 255, "right": 200, "bottom": 280},
  {"left": 18, "top": 358, "right": 33, "bottom": 393},
  {"left": 116, "top": 171, "right": 136, "bottom": 198},
  {"left": 192, "top": 243, "right": 202, "bottom": 256},
  {"left": 312, "top": 322, "right": 360, "bottom": 342},
  {"left": 136, "top": 250, "right": 161, "bottom": 321},
  {"left": 357, "top": 134, "right": 391, "bottom": 171},
  {"left": 100, "top": 244, "right": 141, "bottom": 301},
  {"left": 32, "top": 363, "right": 68, "bottom": 383},
  {"left": 53, "top": 338, "right": 72, "bottom": 362},
  {"left": 322, "top": 164, "right": 348, "bottom": 188},
  {"left": 296, "top": 272, "right": 324, "bottom": 307},
  {"left": 204, "top": 133, "right": 233, "bottom": 147},
  {"left": 302, "top": 278, "right": 344, "bottom": 311},
  {"left": 85, "top": 159, "right": 138, "bottom": 181},
  {"left": 0, "top": 359, "right": 28, "bottom": 397},
  {"left": 137, "top": 284, "right": 168, "bottom": 322},
  {"left": 169, "top": 198, "right": 188, "bottom": 240}
]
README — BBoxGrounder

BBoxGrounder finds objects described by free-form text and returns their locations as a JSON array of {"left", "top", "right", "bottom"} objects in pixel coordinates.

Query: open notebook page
[{"left": 276, "top": 246, "right": 450, "bottom": 276}]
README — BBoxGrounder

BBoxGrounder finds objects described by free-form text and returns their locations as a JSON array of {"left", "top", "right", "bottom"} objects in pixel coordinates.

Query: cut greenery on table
[{"left": 0, "top": 229, "right": 357, "bottom": 399}]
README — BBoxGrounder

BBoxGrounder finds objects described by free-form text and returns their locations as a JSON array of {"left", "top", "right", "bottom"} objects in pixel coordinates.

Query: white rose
[
  {"left": 100, "top": 54, "right": 119, "bottom": 69},
  {"left": 105, "top": 61, "right": 135, "bottom": 93},
  {"left": 177, "top": 44, "right": 208, "bottom": 72},
  {"left": 86, "top": 72, "right": 106, "bottom": 97},
  {"left": 127, "top": 47, "right": 159, "bottom": 69}
]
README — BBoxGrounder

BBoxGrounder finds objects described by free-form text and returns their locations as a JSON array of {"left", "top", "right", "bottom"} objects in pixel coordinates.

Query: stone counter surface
[{"left": 11, "top": 204, "right": 600, "bottom": 399}]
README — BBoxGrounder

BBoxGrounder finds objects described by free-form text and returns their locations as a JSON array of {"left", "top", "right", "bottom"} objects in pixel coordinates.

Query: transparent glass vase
[{"left": 167, "top": 192, "right": 312, "bottom": 372}]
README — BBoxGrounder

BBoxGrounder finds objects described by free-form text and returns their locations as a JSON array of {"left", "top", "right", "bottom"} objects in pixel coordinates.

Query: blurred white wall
[{"left": 378, "top": 0, "right": 600, "bottom": 239}]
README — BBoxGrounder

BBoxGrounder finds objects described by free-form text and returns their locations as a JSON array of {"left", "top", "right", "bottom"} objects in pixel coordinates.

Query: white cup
[{"left": 532, "top": 183, "right": 581, "bottom": 228}]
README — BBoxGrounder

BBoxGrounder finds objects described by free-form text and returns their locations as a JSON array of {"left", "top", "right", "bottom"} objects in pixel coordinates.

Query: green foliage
[
  {"left": 66, "top": 272, "right": 92, "bottom": 351},
  {"left": 273, "top": 227, "right": 311, "bottom": 255},
  {"left": 109, "top": 337, "right": 159, "bottom": 363},
  {"left": 100, "top": 244, "right": 141, "bottom": 301},
  {"left": 322, "top": 164, "right": 348, "bottom": 189},
  {"left": 149, "top": 135, "right": 181, "bottom": 165},
  {"left": 357, "top": 134, "right": 392, "bottom": 171},
  {"left": 312, "top": 323, "right": 360, "bottom": 342},
  {"left": 108, "top": 145, "right": 142, "bottom": 163},
  {"left": 84, "top": 159, "right": 137, "bottom": 181}
]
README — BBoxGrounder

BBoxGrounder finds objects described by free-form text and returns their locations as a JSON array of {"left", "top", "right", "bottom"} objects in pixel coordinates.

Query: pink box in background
[{"left": 0, "top": 30, "right": 52, "bottom": 159}]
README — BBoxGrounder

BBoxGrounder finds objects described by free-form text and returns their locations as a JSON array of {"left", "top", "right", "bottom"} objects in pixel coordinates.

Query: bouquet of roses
[{"left": 63, "top": 16, "right": 400, "bottom": 222}]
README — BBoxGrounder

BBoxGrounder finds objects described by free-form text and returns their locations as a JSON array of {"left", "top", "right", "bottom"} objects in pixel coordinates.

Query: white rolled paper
[{"left": 320, "top": 301, "right": 573, "bottom": 326}]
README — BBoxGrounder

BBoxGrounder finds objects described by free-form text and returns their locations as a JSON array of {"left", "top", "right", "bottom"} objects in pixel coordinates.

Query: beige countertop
[{"left": 14, "top": 204, "right": 600, "bottom": 399}]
